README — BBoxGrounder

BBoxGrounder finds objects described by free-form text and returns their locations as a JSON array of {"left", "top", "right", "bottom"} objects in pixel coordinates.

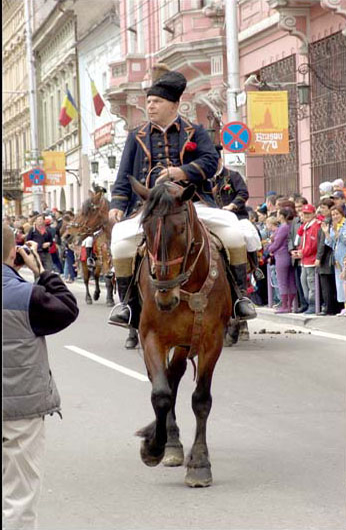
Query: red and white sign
[{"left": 94, "top": 122, "right": 115, "bottom": 149}]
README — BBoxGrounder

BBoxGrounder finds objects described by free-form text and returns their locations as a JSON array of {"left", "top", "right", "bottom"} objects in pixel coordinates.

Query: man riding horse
[{"left": 108, "top": 65, "right": 258, "bottom": 339}]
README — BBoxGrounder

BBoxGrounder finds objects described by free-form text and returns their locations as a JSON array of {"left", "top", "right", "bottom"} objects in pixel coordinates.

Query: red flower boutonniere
[
  {"left": 185, "top": 141, "right": 197, "bottom": 151},
  {"left": 223, "top": 184, "right": 231, "bottom": 191}
]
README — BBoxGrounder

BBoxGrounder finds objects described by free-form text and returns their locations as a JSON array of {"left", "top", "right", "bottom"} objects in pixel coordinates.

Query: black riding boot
[
  {"left": 125, "top": 327, "right": 139, "bottom": 349},
  {"left": 230, "top": 263, "right": 257, "bottom": 320},
  {"left": 108, "top": 276, "right": 132, "bottom": 327}
]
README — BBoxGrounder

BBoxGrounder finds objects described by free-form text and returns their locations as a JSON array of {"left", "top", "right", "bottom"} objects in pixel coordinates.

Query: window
[{"left": 50, "top": 94, "right": 55, "bottom": 144}]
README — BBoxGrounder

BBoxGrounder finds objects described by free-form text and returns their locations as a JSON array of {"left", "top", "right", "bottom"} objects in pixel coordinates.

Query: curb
[{"left": 255, "top": 307, "right": 319, "bottom": 328}]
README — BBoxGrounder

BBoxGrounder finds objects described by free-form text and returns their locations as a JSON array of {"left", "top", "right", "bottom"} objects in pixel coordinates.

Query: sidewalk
[{"left": 256, "top": 306, "right": 346, "bottom": 338}]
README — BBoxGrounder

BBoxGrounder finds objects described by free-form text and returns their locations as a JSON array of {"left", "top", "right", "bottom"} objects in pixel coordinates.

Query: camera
[{"left": 14, "top": 245, "right": 32, "bottom": 266}]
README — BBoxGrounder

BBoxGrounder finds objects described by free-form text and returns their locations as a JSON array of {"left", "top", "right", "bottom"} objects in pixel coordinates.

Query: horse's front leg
[
  {"left": 185, "top": 338, "right": 223, "bottom": 488},
  {"left": 93, "top": 265, "right": 101, "bottom": 301},
  {"left": 162, "top": 346, "right": 188, "bottom": 467},
  {"left": 82, "top": 263, "right": 92, "bottom": 304},
  {"left": 136, "top": 335, "right": 171, "bottom": 467}
]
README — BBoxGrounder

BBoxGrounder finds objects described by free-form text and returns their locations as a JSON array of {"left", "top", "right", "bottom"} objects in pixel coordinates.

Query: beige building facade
[
  {"left": 3, "top": 0, "right": 29, "bottom": 216},
  {"left": 33, "top": 4, "right": 82, "bottom": 213}
]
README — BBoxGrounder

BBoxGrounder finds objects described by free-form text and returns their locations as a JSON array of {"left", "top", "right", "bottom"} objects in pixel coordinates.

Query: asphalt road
[{"left": 33, "top": 277, "right": 345, "bottom": 530}]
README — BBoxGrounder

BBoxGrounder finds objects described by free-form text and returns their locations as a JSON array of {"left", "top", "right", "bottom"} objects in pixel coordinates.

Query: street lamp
[
  {"left": 297, "top": 82, "right": 310, "bottom": 106},
  {"left": 108, "top": 155, "right": 116, "bottom": 169},
  {"left": 91, "top": 160, "right": 99, "bottom": 174}
]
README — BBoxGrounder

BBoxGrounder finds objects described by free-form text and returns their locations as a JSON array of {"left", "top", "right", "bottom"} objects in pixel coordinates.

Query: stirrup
[
  {"left": 233, "top": 296, "right": 257, "bottom": 321},
  {"left": 87, "top": 257, "right": 96, "bottom": 268},
  {"left": 108, "top": 303, "right": 132, "bottom": 328}
]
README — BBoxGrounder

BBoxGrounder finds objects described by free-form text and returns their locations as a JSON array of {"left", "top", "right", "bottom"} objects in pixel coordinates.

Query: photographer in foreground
[{"left": 2, "top": 224, "right": 79, "bottom": 529}]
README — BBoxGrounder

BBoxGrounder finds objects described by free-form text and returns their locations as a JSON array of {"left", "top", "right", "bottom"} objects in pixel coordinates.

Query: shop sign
[
  {"left": 42, "top": 151, "right": 66, "bottom": 186},
  {"left": 94, "top": 122, "right": 115, "bottom": 149},
  {"left": 247, "top": 91, "right": 289, "bottom": 155}
]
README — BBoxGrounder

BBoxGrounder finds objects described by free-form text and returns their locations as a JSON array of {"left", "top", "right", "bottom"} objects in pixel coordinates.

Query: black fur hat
[{"left": 146, "top": 70, "right": 187, "bottom": 102}]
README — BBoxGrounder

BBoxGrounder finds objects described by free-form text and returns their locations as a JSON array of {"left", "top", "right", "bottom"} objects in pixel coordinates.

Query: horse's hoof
[
  {"left": 140, "top": 440, "right": 164, "bottom": 467},
  {"left": 185, "top": 466, "right": 213, "bottom": 488},
  {"left": 93, "top": 293, "right": 100, "bottom": 301},
  {"left": 162, "top": 445, "right": 184, "bottom": 467},
  {"left": 86, "top": 298, "right": 93, "bottom": 305},
  {"left": 106, "top": 300, "right": 115, "bottom": 307}
]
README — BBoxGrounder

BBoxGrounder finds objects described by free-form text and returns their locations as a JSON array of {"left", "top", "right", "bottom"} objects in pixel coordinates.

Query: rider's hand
[
  {"left": 109, "top": 208, "right": 124, "bottom": 225},
  {"left": 158, "top": 167, "right": 186, "bottom": 182},
  {"left": 222, "top": 203, "right": 237, "bottom": 212}
]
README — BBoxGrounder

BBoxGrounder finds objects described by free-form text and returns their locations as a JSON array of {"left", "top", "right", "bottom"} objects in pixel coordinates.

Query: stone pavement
[{"left": 256, "top": 306, "right": 346, "bottom": 339}]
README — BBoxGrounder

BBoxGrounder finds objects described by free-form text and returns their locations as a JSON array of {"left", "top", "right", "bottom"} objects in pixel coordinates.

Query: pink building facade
[{"left": 106, "top": 0, "right": 346, "bottom": 204}]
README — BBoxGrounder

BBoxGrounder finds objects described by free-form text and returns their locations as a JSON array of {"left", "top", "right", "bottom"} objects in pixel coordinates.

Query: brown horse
[
  {"left": 61, "top": 187, "right": 115, "bottom": 307},
  {"left": 131, "top": 178, "right": 232, "bottom": 487}
]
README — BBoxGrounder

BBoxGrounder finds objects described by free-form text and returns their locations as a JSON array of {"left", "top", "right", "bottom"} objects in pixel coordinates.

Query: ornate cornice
[
  {"left": 320, "top": 0, "right": 346, "bottom": 35},
  {"left": 278, "top": 9, "right": 310, "bottom": 54}
]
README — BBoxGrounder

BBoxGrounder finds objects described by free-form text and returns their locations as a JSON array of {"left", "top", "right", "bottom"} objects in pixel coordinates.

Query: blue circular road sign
[
  {"left": 221, "top": 121, "right": 251, "bottom": 153},
  {"left": 29, "top": 167, "right": 46, "bottom": 185}
]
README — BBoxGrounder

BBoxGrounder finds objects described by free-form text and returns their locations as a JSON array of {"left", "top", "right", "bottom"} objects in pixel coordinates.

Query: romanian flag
[
  {"left": 91, "top": 79, "right": 105, "bottom": 116},
  {"left": 59, "top": 89, "right": 78, "bottom": 127}
]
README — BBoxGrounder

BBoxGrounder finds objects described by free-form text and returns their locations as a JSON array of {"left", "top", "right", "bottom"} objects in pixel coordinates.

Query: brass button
[{"left": 158, "top": 153, "right": 163, "bottom": 159}]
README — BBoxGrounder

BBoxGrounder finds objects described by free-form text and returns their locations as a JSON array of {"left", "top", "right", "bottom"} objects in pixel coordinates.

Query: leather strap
[{"left": 180, "top": 222, "right": 220, "bottom": 359}]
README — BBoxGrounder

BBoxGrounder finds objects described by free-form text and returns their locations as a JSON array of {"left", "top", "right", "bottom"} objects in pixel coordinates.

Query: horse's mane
[{"left": 141, "top": 183, "right": 176, "bottom": 224}]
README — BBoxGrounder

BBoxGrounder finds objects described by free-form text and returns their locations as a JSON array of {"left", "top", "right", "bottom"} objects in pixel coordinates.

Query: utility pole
[
  {"left": 224, "top": 1, "right": 245, "bottom": 175},
  {"left": 24, "top": 0, "right": 42, "bottom": 213},
  {"left": 225, "top": 0, "right": 240, "bottom": 123}
]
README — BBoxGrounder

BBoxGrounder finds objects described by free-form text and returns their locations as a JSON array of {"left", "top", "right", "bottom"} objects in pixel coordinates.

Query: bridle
[{"left": 146, "top": 200, "right": 205, "bottom": 292}]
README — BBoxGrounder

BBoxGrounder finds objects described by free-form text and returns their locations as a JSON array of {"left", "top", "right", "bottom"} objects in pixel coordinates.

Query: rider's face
[{"left": 147, "top": 96, "right": 179, "bottom": 127}]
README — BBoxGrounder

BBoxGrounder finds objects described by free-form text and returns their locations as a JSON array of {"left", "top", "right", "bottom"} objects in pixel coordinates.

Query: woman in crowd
[
  {"left": 322, "top": 205, "right": 346, "bottom": 316},
  {"left": 263, "top": 216, "right": 281, "bottom": 306},
  {"left": 268, "top": 207, "right": 297, "bottom": 313}
]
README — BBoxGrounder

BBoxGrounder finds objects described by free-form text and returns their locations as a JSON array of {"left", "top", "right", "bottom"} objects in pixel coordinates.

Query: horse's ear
[
  {"left": 129, "top": 175, "right": 150, "bottom": 201},
  {"left": 181, "top": 184, "right": 196, "bottom": 203}
]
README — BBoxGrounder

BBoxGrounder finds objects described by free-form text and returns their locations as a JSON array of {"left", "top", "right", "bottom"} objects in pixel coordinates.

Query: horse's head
[{"left": 131, "top": 176, "right": 197, "bottom": 312}]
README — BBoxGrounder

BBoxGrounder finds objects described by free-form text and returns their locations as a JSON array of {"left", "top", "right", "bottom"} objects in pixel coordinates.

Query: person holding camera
[{"left": 2, "top": 224, "right": 79, "bottom": 529}]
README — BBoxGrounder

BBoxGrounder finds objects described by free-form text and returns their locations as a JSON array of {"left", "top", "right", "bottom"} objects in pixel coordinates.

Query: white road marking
[{"left": 64, "top": 345, "right": 149, "bottom": 382}]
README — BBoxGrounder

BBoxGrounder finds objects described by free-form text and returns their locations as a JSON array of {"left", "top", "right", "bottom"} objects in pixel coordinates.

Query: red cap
[{"left": 302, "top": 204, "right": 316, "bottom": 214}]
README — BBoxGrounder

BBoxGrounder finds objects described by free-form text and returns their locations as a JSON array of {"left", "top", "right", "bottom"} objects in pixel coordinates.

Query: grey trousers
[{"left": 301, "top": 266, "right": 316, "bottom": 308}]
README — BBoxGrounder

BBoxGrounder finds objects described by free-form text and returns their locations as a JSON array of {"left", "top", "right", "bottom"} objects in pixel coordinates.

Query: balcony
[{"left": 3, "top": 168, "right": 23, "bottom": 200}]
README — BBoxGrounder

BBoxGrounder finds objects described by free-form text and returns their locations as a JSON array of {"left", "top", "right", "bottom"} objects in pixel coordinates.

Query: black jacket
[
  {"left": 316, "top": 218, "right": 335, "bottom": 274},
  {"left": 212, "top": 167, "right": 249, "bottom": 220},
  {"left": 110, "top": 116, "right": 219, "bottom": 217}
]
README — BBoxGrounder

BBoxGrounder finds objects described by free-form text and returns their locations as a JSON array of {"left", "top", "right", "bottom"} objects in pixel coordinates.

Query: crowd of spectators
[
  {"left": 3, "top": 206, "right": 78, "bottom": 284},
  {"left": 247, "top": 178, "right": 346, "bottom": 317},
  {"left": 3, "top": 178, "right": 346, "bottom": 318}
]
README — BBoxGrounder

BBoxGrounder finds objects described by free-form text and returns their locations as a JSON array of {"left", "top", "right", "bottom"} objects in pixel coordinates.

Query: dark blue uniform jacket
[{"left": 110, "top": 116, "right": 218, "bottom": 216}]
